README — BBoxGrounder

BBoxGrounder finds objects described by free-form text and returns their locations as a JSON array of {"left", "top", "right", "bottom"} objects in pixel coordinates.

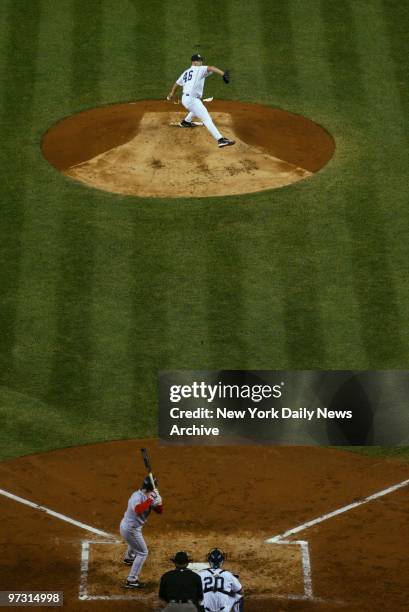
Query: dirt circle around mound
[
  {"left": 41, "top": 100, "right": 335, "bottom": 198},
  {"left": 1, "top": 441, "right": 409, "bottom": 611}
]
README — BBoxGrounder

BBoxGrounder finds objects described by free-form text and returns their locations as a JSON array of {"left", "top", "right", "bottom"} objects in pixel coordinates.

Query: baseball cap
[
  {"left": 172, "top": 551, "right": 190, "bottom": 565},
  {"left": 191, "top": 53, "right": 204, "bottom": 62}
]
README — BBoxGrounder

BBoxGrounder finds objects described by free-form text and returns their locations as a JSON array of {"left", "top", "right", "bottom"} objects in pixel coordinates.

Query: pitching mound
[{"left": 41, "top": 100, "right": 335, "bottom": 198}]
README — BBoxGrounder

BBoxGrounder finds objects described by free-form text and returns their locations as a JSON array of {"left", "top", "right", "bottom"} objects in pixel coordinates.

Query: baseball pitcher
[
  {"left": 167, "top": 53, "right": 235, "bottom": 148},
  {"left": 200, "top": 549, "right": 244, "bottom": 612},
  {"left": 120, "top": 476, "right": 163, "bottom": 589}
]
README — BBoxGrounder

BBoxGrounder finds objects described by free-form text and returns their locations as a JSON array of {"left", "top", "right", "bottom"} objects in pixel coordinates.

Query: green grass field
[{"left": 0, "top": 0, "right": 408, "bottom": 461}]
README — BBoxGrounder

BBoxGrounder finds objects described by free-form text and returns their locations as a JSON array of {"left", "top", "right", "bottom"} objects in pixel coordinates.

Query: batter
[
  {"left": 167, "top": 53, "right": 235, "bottom": 148},
  {"left": 119, "top": 476, "right": 163, "bottom": 589}
]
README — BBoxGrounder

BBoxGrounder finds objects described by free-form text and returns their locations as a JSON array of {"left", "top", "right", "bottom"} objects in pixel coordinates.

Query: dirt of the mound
[
  {"left": 65, "top": 111, "right": 312, "bottom": 197},
  {"left": 1, "top": 442, "right": 408, "bottom": 612},
  {"left": 41, "top": 100, "right": 335, "bottom": 198}
]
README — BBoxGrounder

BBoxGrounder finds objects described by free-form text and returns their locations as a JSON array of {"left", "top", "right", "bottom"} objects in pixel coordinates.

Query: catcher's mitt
[{"left": 222, "top": 70, "right": 230, "bottom": 84}]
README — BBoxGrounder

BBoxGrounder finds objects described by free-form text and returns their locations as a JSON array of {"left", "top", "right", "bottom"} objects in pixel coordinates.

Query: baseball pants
[
  {"left": 182, "top": 94, "right": 222, "bottom": 141},
  {"left": 120, "top": 520, "right": 148, "bottom": 580}
]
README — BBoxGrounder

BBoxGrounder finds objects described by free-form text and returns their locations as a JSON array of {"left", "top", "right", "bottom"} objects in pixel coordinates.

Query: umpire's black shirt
[{"left": 159, "top": 568, "right": 203, "bottom": 603}]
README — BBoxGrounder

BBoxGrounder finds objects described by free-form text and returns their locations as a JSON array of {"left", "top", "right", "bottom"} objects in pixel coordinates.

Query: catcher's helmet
[
  {"left": 142, "top": 476, "right": 158, "bottom": 491},
  {"left": 191, "top": 53, "right": 204, "bottom": 62},
  {"left": 207, "top": 548, "right": 225, "bottom": 568}
]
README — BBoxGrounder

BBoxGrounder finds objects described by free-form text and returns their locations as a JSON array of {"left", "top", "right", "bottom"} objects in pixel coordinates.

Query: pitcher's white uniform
[
  {"left": 177, "top": 65, "right": 223, "bottom": 141},
  {"left": 120, "top": 487, "right": 162, "bottom": 583},
  {"left": 200, "top": 567, "right": 243, "bottom": 612}
]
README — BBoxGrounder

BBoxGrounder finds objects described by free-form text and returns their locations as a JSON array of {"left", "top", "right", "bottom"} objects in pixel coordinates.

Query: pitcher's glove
[{"left": 222, "top": 70, "right": 230, "bottom": 84}]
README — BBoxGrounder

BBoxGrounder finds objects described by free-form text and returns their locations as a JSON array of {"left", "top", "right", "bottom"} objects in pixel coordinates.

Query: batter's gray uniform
[{"left": 120, "top": 489, "right": 160, "bottom": 581}]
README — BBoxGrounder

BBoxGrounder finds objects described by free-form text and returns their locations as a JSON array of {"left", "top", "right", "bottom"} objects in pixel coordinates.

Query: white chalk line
[
  {"left": 79, "top": 540, "right": 90, "bottom": 600},
  {"left": 0, "top": 487, "right": 115, "bottom": 539},
  {"left": 299, "top": 540, "right": 313, "bottom": 597},
  {"left": 267, "top": 477, "right": 409, "bottom": 543},
  {"left": 264, "top": 476, "right": 409, "bottom": 604},
  {"left": 269, "top": 539, "right": 312, "bottom": 601}
]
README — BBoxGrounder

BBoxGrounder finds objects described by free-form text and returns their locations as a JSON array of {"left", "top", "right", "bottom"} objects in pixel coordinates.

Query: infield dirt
[{"left": 1, "top": 441, "right": 409, "bottom": 611}]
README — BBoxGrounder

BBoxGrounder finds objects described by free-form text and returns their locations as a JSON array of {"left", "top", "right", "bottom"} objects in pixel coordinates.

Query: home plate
[{"left": 189, "top": 563, "right": 209, "bottom": 572}]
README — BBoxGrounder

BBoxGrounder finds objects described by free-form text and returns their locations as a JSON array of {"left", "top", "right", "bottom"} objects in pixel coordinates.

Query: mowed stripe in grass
[
  {"left": 196, "top": 202, "right": 250, "bottom": 369},
  {"left": 45, "top": 1, "right": 104, "bottom": 412},
  {"left": 0, "top": 1, "right": 41, "bottom": 386},
  {"left": 0, "top": 0, "right": 10, "bottom": 81},
  {"left": 286, "top": 0, "right": 367, "bottom": 368},
  {"left": 319, "top": 0, "right": 407, "bottom": 367},
  {"left": 226, "top": 1, "right": 266, "bottom": 103},
  {"left": 71, "top": 0, "right": 103, "bottom": 108},
  {"left": 265, "top": 1, "right": 332, "bottom": 368},
  {"left": 209, "top": 206, "right": 289, "bottom": 369},
  {"left": 87, "top": 209, "right": 158, "bottom": 435},
  {"left": 159, "top": 213, "right": 218, "bottom": 370},
  {"left": 88, "top": 2, "right": 150, "bottom": 427},
  {"left": 313, "top": 0, "right": 370, "bottom": 368},
  {"left": 125, "top": 213, "right": 168, "bottom": 436},
  {"left": 127, "top": 0, "right": 168, "bottom": 98},
  {"left": 88, "top": 0, "right": 171, "bottom": 433},
  {"left": 351, "top": 0, "right": 409, "bottom": 362},
  {"left": 45, "top": 204, "right": 96, "bottom": 413},
  {"left": 382, "top": 0, "right": 409, "bottom": 146},
  {"left": 260, "top": 0, "right": 300, "bottom": 111},
  {"left": 381, "top": 1, "right": 409, "bottom": 355},
  {"left": 287, "top": 1, "right": 334, "bottom": 120},
  {"left": 341, "top": 0, "right": 407, "bottom": 366},
  {"left": 101, "top": 0, "right": 139, "bottom": 103},
  {"left": 11, "top": 0, "right": 75, "bottom": 398}
]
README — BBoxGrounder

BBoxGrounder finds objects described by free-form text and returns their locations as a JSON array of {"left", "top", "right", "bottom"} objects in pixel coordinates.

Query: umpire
[{"left": 159, "top": 551, "right": 203, "bottom": 611}]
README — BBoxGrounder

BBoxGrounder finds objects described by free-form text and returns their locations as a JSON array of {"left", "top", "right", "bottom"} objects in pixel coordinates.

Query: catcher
[
  {"left": 199, "top": 548, "right": 243, "bottom": 612},
  {"left": 167, "top": 53, "right": 235, "bottom": 148}
]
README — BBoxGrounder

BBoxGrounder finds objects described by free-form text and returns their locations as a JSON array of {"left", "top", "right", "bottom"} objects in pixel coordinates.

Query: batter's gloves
[
  {"left": 150, "top": 491, "right": 163, "bottom": 506},
  {"left": 222, "top": 70, "right": 230, "bottom": 84}
]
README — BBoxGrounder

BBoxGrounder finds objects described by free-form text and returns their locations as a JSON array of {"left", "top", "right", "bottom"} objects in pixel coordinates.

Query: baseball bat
[{"left": 141, "top": 447, "right": 157, "bottom": 491}]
